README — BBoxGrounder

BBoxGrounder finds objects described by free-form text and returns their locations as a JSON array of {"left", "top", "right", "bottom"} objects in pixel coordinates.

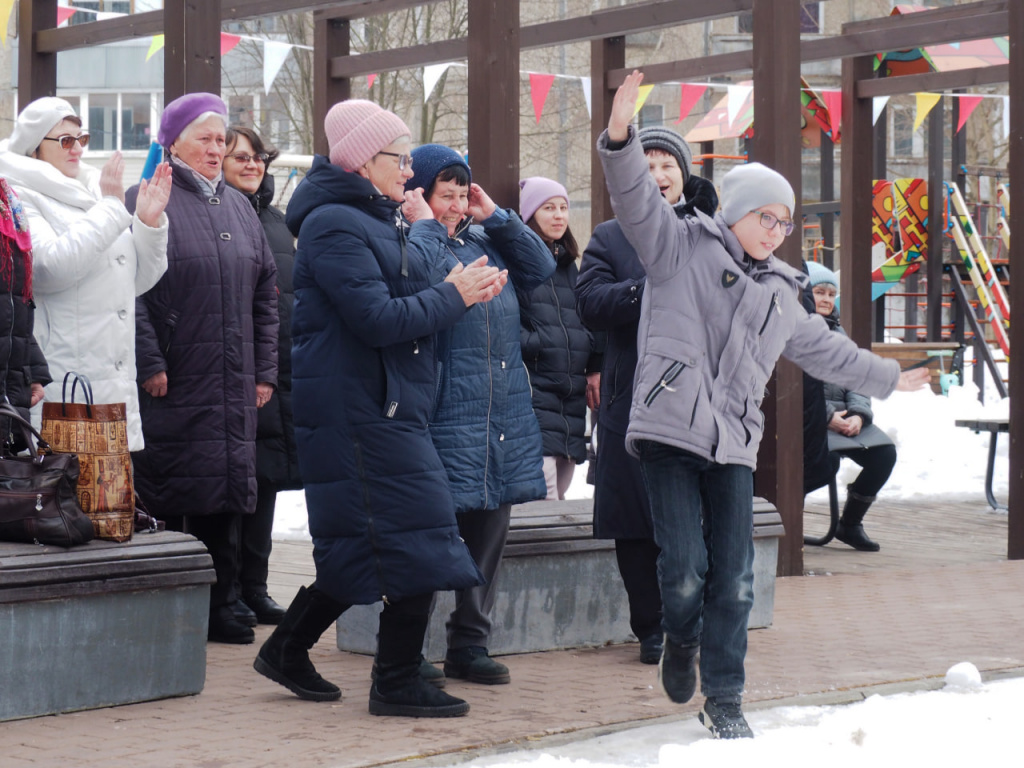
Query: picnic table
[{"left": 954, "top": 417, "right": 1008, "bottom": 510}]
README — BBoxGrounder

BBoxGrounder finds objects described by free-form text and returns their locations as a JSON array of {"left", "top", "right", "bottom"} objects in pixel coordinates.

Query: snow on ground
[
  {"left": 273, "top": 377, "right": 1010, "bottom": 541},
  {"left": 434, "top": 665, "right": 1020, "bottom": 768}
]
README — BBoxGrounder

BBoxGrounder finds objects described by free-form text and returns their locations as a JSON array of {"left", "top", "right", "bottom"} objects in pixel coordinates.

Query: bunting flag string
[
  {"left": 220, "top": 33, "right": 242, "bottom": 57},
  {"left": 580, "top": 76, "right": 593, "bottom": 118},
  {"left": 263, "top": 41, "right": 292, "bottom": 95},
  {"left": 0, "top": 0, "right": 15, "bottom": 47},
  {"left": 146, "top": 35, "right": 165, "bottom": 62},
  {"left": 57, "top": 5, "right": 77, "bottom": 26},
  {"left": 913, "top": 92, "right": 942, "bottom": 132},
  {"left": 676, "top": 84, "right": 707, "bottom": 124},
  {"left": 530, "top": 73, "right": 557, "bottom": 124},
  {"left": 957, "top": 95, "right": 983, "bottom": 134},
  {"left": 726, "top": 85, "right": 752, "bottom": 127},
  {"left": 368, "top": 74, "right": 378, "bottom": 89},
  {"left": 873, "top": 96, "right": 890, "bottom": 126}
]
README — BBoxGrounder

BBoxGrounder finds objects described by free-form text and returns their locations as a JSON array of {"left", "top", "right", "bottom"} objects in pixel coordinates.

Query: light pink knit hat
[
  {"left": 324, "top": 99, "right": 411, "bottom": 171},
  {"left": 519, "top": 177, "right": 569, "bottom": 224}
]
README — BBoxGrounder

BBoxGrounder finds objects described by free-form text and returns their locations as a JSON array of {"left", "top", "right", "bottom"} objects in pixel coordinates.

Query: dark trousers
[
  {"left": 166, "top": 513, "right": 240, "bottom": 611},
  {"left": 444, "top": 504, "right": 511, "bottom": 650},
  {"left": 614, "top": 537, "right": 663, "bottom": 642},
  {"left": 841, "top": 444, "right": 898, "bottom": 498},
  {"left": 239, "top": 481, "right": 276, "bottom": 597}
]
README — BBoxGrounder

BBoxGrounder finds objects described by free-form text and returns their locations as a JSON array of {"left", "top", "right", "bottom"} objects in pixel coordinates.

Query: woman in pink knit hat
[{"left": 252, "top": 99, "right": 505, "bottom": 718}]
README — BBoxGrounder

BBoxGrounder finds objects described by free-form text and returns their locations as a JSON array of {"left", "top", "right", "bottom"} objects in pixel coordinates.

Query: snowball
[{"left": 944, "top": 662, "right": 983, "bottom": 690}]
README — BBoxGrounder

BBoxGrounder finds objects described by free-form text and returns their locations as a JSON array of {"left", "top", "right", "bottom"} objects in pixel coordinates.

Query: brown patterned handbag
[{"left": 40, "top": 372, "right": 134, "bottom": 542}]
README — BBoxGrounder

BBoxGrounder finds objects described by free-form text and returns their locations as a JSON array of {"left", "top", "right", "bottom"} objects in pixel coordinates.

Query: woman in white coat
[{"left": 0, "top": 97, "right": 171, "bottom": 450}]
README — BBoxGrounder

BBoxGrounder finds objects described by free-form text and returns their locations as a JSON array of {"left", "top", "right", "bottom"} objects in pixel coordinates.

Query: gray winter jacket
[{"left": 597, "top": 127, "right": 901, "bottom": 469}]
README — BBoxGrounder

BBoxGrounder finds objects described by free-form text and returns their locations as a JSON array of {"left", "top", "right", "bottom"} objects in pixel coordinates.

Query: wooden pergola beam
[
  {"left": 1008, "top": 1, "right": 1024, "bottom": 560},
  {"left": 857, "top": 65, "right": 1010, "bottom": 98}
]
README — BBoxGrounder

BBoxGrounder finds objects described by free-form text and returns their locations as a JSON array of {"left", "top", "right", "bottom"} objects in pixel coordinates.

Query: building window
[
  {"left": 88, "top": 94, "right": 119, "bottom": 151},
  {"left": 738, "top": 3, "right": 820, "bottom": 34},
  {"left": 638, "top": 103, "right": 664, "bottom": 130},
  {"left": 121, "top": 93, "right": 152, "bottom": 150},
  {"left": 68, "top": 1, "right": 132, "bottom": 24}
]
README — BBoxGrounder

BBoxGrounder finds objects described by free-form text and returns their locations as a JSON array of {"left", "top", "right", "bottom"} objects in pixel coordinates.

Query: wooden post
[
  {"left": 18, "top": 0, "right": 59, "bottom": 103},
  {"left": 590, "top": 37, "right": 625, "bottom": 228},
  {"left": 314, "top": 14, "right": 351, "bottom": 157},
  {"left": 820, "top": 129, "right": 835, "bottom": 269},
  {"left": 467, "top": 0, "right": 520, "bottom": 209},
  {"left": 749, "top": 0, "right": 803, "bottom": 577},
  {"left": 163, "top": 0, "right": 221, "bottom": 103},
  {"left": 1007, "top": 0, "right": 1023, "bottom": 560},
  {"left": 927, "top": 94, "right": 946, "bottom": 342}
]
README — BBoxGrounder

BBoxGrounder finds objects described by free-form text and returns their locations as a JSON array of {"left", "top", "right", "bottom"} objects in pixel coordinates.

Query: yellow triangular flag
[
  {"left": 0, "top": 0, "right": 15, "bottom": 48},
  {"left": 633, "top": 85, "right": 654, "bottom": 117},
  {"left": 913, "top": 92, "right": 942, "bottom": 132},
  {"left": 146, "top": 34, "right": 165, "bottom": 62}
]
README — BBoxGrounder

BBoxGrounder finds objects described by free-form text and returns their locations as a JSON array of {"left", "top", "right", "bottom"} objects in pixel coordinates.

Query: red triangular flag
[
  {"left": 956, "top": 94, "right": 983, "bottom": 133},
  {"left": 57, "top": 6, "right": 76, "bottom": 25},
  {"left": 368, "top": 73, "right": 378, "bottom": 89},
  {"left": 822, "top": 89, "right": 843, "bottom": 140},
  {"left": 220, "top": 33, "right": 241, "bottom": 56},
  {"left": 676, "top": 84, "right": 708, "bottom": 124},
  {"left": 529, "top": 73, "right": 556, "bottom": 125}
]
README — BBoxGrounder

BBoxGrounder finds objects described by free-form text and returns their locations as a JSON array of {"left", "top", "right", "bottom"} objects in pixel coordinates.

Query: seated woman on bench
[{"left": 805, "top": 262, "right": 897, "bottom": 552}]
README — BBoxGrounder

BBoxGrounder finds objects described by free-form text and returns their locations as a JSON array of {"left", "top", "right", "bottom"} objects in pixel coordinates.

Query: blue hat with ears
[
  {"left": 806, "top": 260, "right": 838, "bottom": 290},
  {"left": 405, "top": 144, "right": 471, "bottom": 198}
]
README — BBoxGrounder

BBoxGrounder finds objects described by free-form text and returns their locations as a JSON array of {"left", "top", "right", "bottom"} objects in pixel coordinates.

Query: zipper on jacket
[
  {"left": 644, "top": 361, "right": 686, "bottom": 407},
  {"left": 758, "top": 291, "right": 781, "bottom": 336}
]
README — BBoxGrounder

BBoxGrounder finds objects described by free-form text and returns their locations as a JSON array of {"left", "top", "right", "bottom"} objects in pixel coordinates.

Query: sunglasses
[
  {"left": 226, "top": 152, "right": 269, "bottom": 165},
  {"left": 751, "top": 210, "right": 795, "bottom": 237},
  {"left": 43, "top": 133, "right": 90, "bottom": 150},
  {"left": 377, "top": 151, "right": 413, "bottom": 171}
]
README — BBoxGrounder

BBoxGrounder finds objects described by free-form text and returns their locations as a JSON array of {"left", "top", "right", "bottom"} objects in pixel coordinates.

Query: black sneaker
[
  {"left": 639, "top": 633, "right": 664, "bottom": 665},
  {"left": 699, "top": 697, "right": 753, "bottom": 739},
  {"left": 444, "top": 646, "right": 510, "bottom": 685},
  {"left": 659, "top": 640, "right": 698, "bottom": 703}
]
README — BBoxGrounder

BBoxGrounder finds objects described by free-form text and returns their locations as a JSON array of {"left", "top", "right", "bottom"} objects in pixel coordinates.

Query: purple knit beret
[
  {"left": 158, "top": 92, "right": 228, "bottom": 148},
  {"left": 518, "top": 177, "right": 569, "bottom": 224},
  {"left": 324, "top": 99, "right": 411, "bottom": 171}
]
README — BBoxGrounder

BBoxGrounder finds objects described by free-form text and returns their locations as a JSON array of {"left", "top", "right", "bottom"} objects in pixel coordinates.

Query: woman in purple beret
[{"left": 128, "top": 92, "right": 279, "bottom": 646}]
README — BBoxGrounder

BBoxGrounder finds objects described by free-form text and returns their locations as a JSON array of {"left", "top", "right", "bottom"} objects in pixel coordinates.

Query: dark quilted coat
[
  {"left": 286, "top": 155, "right": 483, "bottom": 606},
  {"left": 0, "top": 237, "right": 50, "bottom": 429},
  {"left": 130, "top": 162, "right": 279, "bottom": 519},
  {"left": 576, "top": 175, "right": 719, "bottom": 538},
  {"left": 430, "top": 213, "right": 553, "bottom": 515},
  {"left": 518, "top": 246, "right": 597, "bottom": 463},
  {"left": 242, "top": 173, "right": 302, "bottom": 491}
]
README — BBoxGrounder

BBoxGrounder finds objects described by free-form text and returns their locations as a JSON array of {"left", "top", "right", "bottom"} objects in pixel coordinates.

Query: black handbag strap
[
  {"left": 0, "top": 404, "right": 52, "bottom": 460},
  {"left": 60, "top": 371, "right": 94, "bottom": 418}
]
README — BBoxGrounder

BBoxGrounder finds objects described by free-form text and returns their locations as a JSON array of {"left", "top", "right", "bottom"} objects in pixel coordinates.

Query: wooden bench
[
  {"left": 955, "top": 417, "right": 1008, "bottom": 510},
  {"left": 0, "top": 531, "right": 215, "bottom": 722},
  {"left": 336, "top": 497, "right": 782, "bottom": 658},
  {"left": 871, "top": 342, "right": 964, "bottom": 395}
]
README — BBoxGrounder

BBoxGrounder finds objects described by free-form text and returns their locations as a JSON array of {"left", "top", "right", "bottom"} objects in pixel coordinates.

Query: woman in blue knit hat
[
  {"left": 804, "top": 261, "right": 898, "bottom": 552},
  {"left": 404, "top": 144, "right": 554, "bottom": 687}
]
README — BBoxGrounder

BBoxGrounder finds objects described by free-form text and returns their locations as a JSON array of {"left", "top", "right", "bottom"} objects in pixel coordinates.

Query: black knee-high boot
[
  {"left": 253, "top": 585, "right": 347, "bottom": 701},
  {"left": 369, "top": 605, "right": 469, "bottom": 717},
  {"left": 835, "top": 487, "right": 881, "bottom": 552}
]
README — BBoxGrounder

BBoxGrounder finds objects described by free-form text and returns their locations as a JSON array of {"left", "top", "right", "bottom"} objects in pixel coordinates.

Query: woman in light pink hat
[
  {"left": 517, "top": 177, "right": 600, "bottom": 500},
  {"left": 252, "top": 99, "right": 505, "bottom": 719}
]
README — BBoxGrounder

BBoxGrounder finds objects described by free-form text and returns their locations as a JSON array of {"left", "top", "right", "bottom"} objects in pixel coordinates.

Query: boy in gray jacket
[{"left": 599, "top": 71, "right": 929, "bottom": 739}]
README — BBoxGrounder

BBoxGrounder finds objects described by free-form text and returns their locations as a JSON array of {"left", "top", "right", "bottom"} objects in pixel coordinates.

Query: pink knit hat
[
  {"left": 324, "top": 100, "right": 411, "bottom": 171},
  {"left": 519, "top": 177, "right": 569, "bottom": 224}
]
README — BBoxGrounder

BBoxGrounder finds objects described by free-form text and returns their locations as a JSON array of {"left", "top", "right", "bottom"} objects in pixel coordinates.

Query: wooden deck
[{"left": 266, "top": 495, "right": 1012, "bottom": 603}]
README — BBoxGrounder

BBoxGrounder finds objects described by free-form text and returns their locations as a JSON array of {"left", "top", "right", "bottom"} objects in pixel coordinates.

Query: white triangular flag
[
  {"left": 263, "top": 41, "right": 292, "bottom": 95},
  {"left": 727, "top": 85, "right": 752, "bottom": 127},
  {"left": 872, "top": 95, "right": 890, "bottom": 125},
  {"left": 1004, "top": 96, "right": 1011, "bottom": 140},
  {"left": 580, "top": 77, "right": 592, "bottom": 118},
  {"left": 423, "top": 63, "right": 451, "bottom": 103}
]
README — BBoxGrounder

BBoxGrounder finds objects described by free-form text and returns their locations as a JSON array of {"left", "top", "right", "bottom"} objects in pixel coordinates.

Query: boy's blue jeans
[{"left": 636, "top": 440, "right": 755, "bottom": 700}]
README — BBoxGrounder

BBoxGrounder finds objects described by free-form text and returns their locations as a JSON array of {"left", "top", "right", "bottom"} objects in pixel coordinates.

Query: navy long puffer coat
[
  {"left": 244, "top": 173, "right": 302, "bottom": 491},
  {"left": 518, "top": 247, "right": 597, "bottom": 464},
  {"left": 286, "top": 155, "right": 483, "bottom": 606},
  {"left": 430, "top": 214, "right": 553, "bottom": 515},
  {"left": 131, "top": 162, "right": 279, "bottom": 519}
]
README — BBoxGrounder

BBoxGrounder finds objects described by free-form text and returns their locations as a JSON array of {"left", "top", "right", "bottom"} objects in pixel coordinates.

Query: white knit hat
[
  {"left": 324, "top": 100, "right": 411, "bottom": 171},
  {"left": 720, "top": 162, "right": 795, "bottom": 226},
  {"left": 8, "top": 97, "right": 80, "bottom": 157}
]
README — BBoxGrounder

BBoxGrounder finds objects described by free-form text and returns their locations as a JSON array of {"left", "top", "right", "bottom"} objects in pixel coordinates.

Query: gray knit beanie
[
  {"left": 638, "top": 126, "right": 692, "bottom": 182},
  {"left": 805, "top": 260, "right": 838, "bottom": 290},
  {"left": 720, "top": 162, "right": 796, "bottom": 226}
]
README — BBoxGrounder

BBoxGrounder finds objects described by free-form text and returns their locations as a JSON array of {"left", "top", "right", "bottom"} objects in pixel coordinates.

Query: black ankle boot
[
  {"left": 835, "top": 487, "right": 881, "bottom": 552},
  {"left": 659, "top": 638, "right": 699, "bottom": 703},
  {"left": 253, "top": 585, "right": 347, "bottom": 701},
  {"left": 369, "top": 607, "right": 469, "bottom": 717}
]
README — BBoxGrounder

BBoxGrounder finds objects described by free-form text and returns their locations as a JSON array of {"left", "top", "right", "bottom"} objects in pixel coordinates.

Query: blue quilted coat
[
  {"left": 131, "top": 162, "right": 278, "bottom": 519},
  {"left": 286, "top": 156, "right": 483, "bottom": 606},
  {"left": 429, "top": 214, "right": 553, "bottom": 514}
]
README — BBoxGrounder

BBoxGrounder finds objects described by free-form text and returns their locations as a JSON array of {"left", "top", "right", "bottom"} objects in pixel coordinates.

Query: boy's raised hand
[{"left": 608, "top": 70, "right": 644, "bottom": 142}]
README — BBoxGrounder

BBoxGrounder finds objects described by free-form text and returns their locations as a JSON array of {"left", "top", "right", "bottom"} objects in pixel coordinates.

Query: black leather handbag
[{"left": 0, "top": 404, "right": 94, "bottom": 547}]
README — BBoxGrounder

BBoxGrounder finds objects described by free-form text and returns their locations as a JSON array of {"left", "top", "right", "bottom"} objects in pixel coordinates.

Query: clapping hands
[{"left": 446, "top": 255, "right": 508, "bottom": 307}]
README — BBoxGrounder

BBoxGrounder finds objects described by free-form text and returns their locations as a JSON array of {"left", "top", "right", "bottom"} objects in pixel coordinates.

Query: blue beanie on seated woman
[{"left": 406, "top": 144, "right": 471, "bottom": 197}]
